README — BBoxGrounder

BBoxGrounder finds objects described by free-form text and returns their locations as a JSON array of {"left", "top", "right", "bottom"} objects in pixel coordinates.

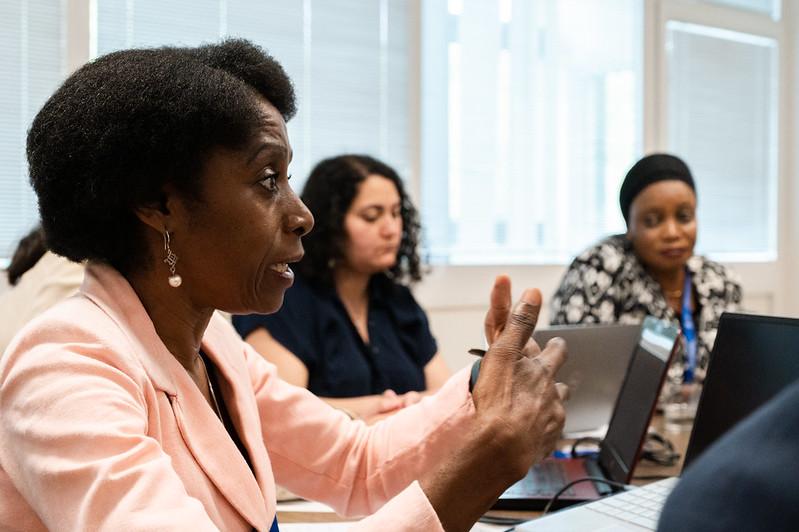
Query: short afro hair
[
  {"left": 297, "top": 154, "right": 423, "bottom": 288},
  {"left": 27, "top": 38, "right": 295, "bottom": 274}
]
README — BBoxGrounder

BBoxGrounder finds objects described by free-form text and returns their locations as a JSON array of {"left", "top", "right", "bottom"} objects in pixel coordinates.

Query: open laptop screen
[
  {"left": 599, "top": 317, "right": 679, "bottom": 483},
  {"left": 534, "top": 324, "right": 641, "bottom": 436},
  {"left": 684, "top": 312, "right": 799, "bottom": 467}
]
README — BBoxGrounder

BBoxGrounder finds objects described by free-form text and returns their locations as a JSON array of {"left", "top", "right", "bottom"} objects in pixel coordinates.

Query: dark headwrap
[{"left": 619, "top": 153, "right": 695, "bottom": 224}]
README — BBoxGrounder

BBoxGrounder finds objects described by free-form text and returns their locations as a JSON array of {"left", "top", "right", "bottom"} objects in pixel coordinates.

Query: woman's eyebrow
[{"left": 247, "top": 141, "right": 288, "bottom": 165}]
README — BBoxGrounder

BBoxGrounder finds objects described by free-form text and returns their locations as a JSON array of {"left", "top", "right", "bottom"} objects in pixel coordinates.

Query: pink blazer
[{"left": 0, "top": 263, "right": 477, "bottom": 531}]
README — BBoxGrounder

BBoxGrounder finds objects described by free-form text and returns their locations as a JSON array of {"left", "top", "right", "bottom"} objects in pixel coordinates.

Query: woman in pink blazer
[{"left": 0, "top": 39, "right": 567, "bottom": 531}]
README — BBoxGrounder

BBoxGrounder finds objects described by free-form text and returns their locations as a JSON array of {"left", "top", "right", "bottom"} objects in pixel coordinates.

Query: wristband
[{"left": 469, "top": 358, "right": 482, "bottom": 392}]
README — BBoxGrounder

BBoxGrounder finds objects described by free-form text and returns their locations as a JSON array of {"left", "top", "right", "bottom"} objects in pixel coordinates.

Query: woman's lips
[
  {"left": 660, "top": 248, "right": 688, "bottom": 259},
  {"left": 268, "top": 262, "right": 294, "bottom": 280},
  {"left": 378, "top": 244, "right": 400, "bottom": 255}
]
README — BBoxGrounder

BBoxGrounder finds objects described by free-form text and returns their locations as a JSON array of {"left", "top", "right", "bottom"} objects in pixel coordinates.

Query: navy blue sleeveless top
[{"left": 233, "top": 274, "right": 437, "bottom": 397}]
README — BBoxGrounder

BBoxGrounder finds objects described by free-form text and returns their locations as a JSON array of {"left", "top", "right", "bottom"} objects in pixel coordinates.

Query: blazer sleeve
[
  {"left": 244, "top": 342, "right": 477, "bottom": 529},
  {"left": 0, "top": 335, "right": 219, "bottom": 531}
]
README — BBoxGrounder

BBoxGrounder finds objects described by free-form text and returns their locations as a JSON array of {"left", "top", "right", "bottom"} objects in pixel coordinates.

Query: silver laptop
[
  {"left": 534, "top": 323, "right": 642, "bottom": 437},
  {"left": 516, "top": 476, "right": 678, "bottom": 531}
]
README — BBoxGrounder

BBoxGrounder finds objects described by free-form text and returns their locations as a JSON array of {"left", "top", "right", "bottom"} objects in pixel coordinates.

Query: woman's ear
[{"left": 134, "top": 186, "right": 178, "bottom": 233}]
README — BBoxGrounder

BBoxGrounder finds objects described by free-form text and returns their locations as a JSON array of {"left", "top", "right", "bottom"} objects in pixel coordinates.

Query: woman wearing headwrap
[{"left": 550, "top": 153, "right": 742, "bottom": 380}]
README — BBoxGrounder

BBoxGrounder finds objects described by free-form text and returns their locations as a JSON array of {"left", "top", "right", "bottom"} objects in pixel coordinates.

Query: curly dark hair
[
  {"left": 296, "top": 155, "right": 423, "bottom": 288},
  {"left": 6, "top": 225, "right": 47, "bottom": 286},
  {"left": 27, "top": 38, "right": 296, "bottom": 274}
]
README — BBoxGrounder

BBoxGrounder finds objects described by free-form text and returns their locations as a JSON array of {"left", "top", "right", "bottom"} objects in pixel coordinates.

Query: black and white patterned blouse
[{"left": 550, "top": 234, "right": 742, "bottom": 376}]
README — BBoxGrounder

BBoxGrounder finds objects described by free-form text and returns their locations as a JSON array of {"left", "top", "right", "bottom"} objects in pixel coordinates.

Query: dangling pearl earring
[{"left": 163, "top": 230, "right": 182, "bottom": 288}]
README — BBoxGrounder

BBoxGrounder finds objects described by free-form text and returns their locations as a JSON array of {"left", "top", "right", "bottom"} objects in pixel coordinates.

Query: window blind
[
  {"left": 96, "top": 0, "right": 411, "bottom": 193},
  {"left": 0, "top": 0, "right": 65, "bottom": 260}
]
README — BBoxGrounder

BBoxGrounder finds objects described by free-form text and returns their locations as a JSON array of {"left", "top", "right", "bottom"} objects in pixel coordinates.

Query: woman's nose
[
  {"left": 381, "top": 216, "right": 401, "bottom": 237},
  {"left": 662, "top": 218, "right": 680, "bottom": 238},
  {"left": 287, "top": 196, "right": 314, "bottom": 237}
]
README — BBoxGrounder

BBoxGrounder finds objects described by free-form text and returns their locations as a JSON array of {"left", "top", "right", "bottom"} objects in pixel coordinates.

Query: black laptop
[
  {"left": 683, "top": 312, "right": 799, "bottom": 467},
  {"left": 493, "top": 316, "right": 680, "bottom": 511}
]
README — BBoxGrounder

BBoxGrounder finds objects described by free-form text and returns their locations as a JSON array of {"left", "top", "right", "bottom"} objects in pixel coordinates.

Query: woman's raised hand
[
  {"left": 421, "top": 276, "right": 568, "bottom": 531},
  {"left": 472, "top": 281, "right": 568, "bottom": 470}
]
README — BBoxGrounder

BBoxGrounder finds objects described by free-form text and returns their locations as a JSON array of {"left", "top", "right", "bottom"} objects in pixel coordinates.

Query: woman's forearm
[{"left": 321, "top": 394, "right": 401, "bottom": 421}]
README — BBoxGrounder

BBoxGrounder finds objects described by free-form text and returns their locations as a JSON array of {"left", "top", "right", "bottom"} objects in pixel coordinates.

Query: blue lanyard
[{"left": 680, "top": 270, "right": 697, "bottom": 383}]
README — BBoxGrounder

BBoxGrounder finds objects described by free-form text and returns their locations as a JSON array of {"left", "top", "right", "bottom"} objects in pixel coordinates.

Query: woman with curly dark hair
[
  {"left": 0, "top": 39, "right": 567, "bottom": 531},
  {"left": 234, "top": 155, "right": 450, "bottom": 422}
]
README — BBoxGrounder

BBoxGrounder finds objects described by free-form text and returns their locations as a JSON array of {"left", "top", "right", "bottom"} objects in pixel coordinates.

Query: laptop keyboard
[
  {"left": 509, "top": 461, "right": 575, "bottom": 497},
  {"left": 584, "top": 477, "right": 678, "bottom": 530}
]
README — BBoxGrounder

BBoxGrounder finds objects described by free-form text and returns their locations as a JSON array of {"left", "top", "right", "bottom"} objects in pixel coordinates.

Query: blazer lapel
[
  {"left": 169, "top": 387, "right": 270, "bottom": 531},
  {"left": 202, "top": 326, "right": 277, "bottom": 520},
  {"left": 80, "top": 263, "right": 271, "bottom": 531}
]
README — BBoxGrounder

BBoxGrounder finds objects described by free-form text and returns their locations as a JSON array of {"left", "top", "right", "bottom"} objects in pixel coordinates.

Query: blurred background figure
[
  {"left": 234, "top": 154, "right": 450, "bottom": 422},
  {"left": 550, "top": 153, "right": 742, "bottom": 381},
  {"left": 0, "top": 225, "right": 84, "bottom": 353}
]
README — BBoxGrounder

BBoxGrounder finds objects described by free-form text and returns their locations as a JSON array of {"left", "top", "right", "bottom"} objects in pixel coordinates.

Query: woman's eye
[
  {"left": 360, "top": 208, "right": 382, "bottom": 223},
  {"left": 643, "top": 214, "right": 661, "bottom": 228},
  {"left": 259, "top": 169, "right": 279, "bottom": 193},
  {"left": 677, "top": 209, "right": 695, "bottom": 223}
]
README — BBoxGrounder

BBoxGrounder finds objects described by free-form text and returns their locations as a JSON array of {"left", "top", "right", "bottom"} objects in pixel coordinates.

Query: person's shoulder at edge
[
  {"left": 2, "top": 251, "right": 84, "bottom": 298},
  {"left": 37, "top": 250, "right": 85, "bottom": 279},
  {"left": 2, "top": 290, "right": 131, "bottom": 374},
  {"left": 657, "top": 378, "right": 799, "bottom": 532},
  {"left": 0, "top": 252, "right": 86, "bottom": 356}
]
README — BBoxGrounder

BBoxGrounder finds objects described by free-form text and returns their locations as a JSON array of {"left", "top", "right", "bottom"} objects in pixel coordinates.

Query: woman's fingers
[
  {"left": 377, "top": 391, "right": 403, "bottom": 413},
  {"left": 483, "top": 275, "right": 512, "bottom": 345},
  {"left": 520, "top": 338, "right": 543, "bottom": 359},
  {"left": 555, "top": 382, "right": 570, "bottom": 402},
  {"left": 535, "top": 337, "right": 568, "bottom": 375},
  {"left": 487, "top": 288, "right": 542, "bottom": 357},
  {"left": 400, "top": 391, "right": 423, "bottom": 407}
]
